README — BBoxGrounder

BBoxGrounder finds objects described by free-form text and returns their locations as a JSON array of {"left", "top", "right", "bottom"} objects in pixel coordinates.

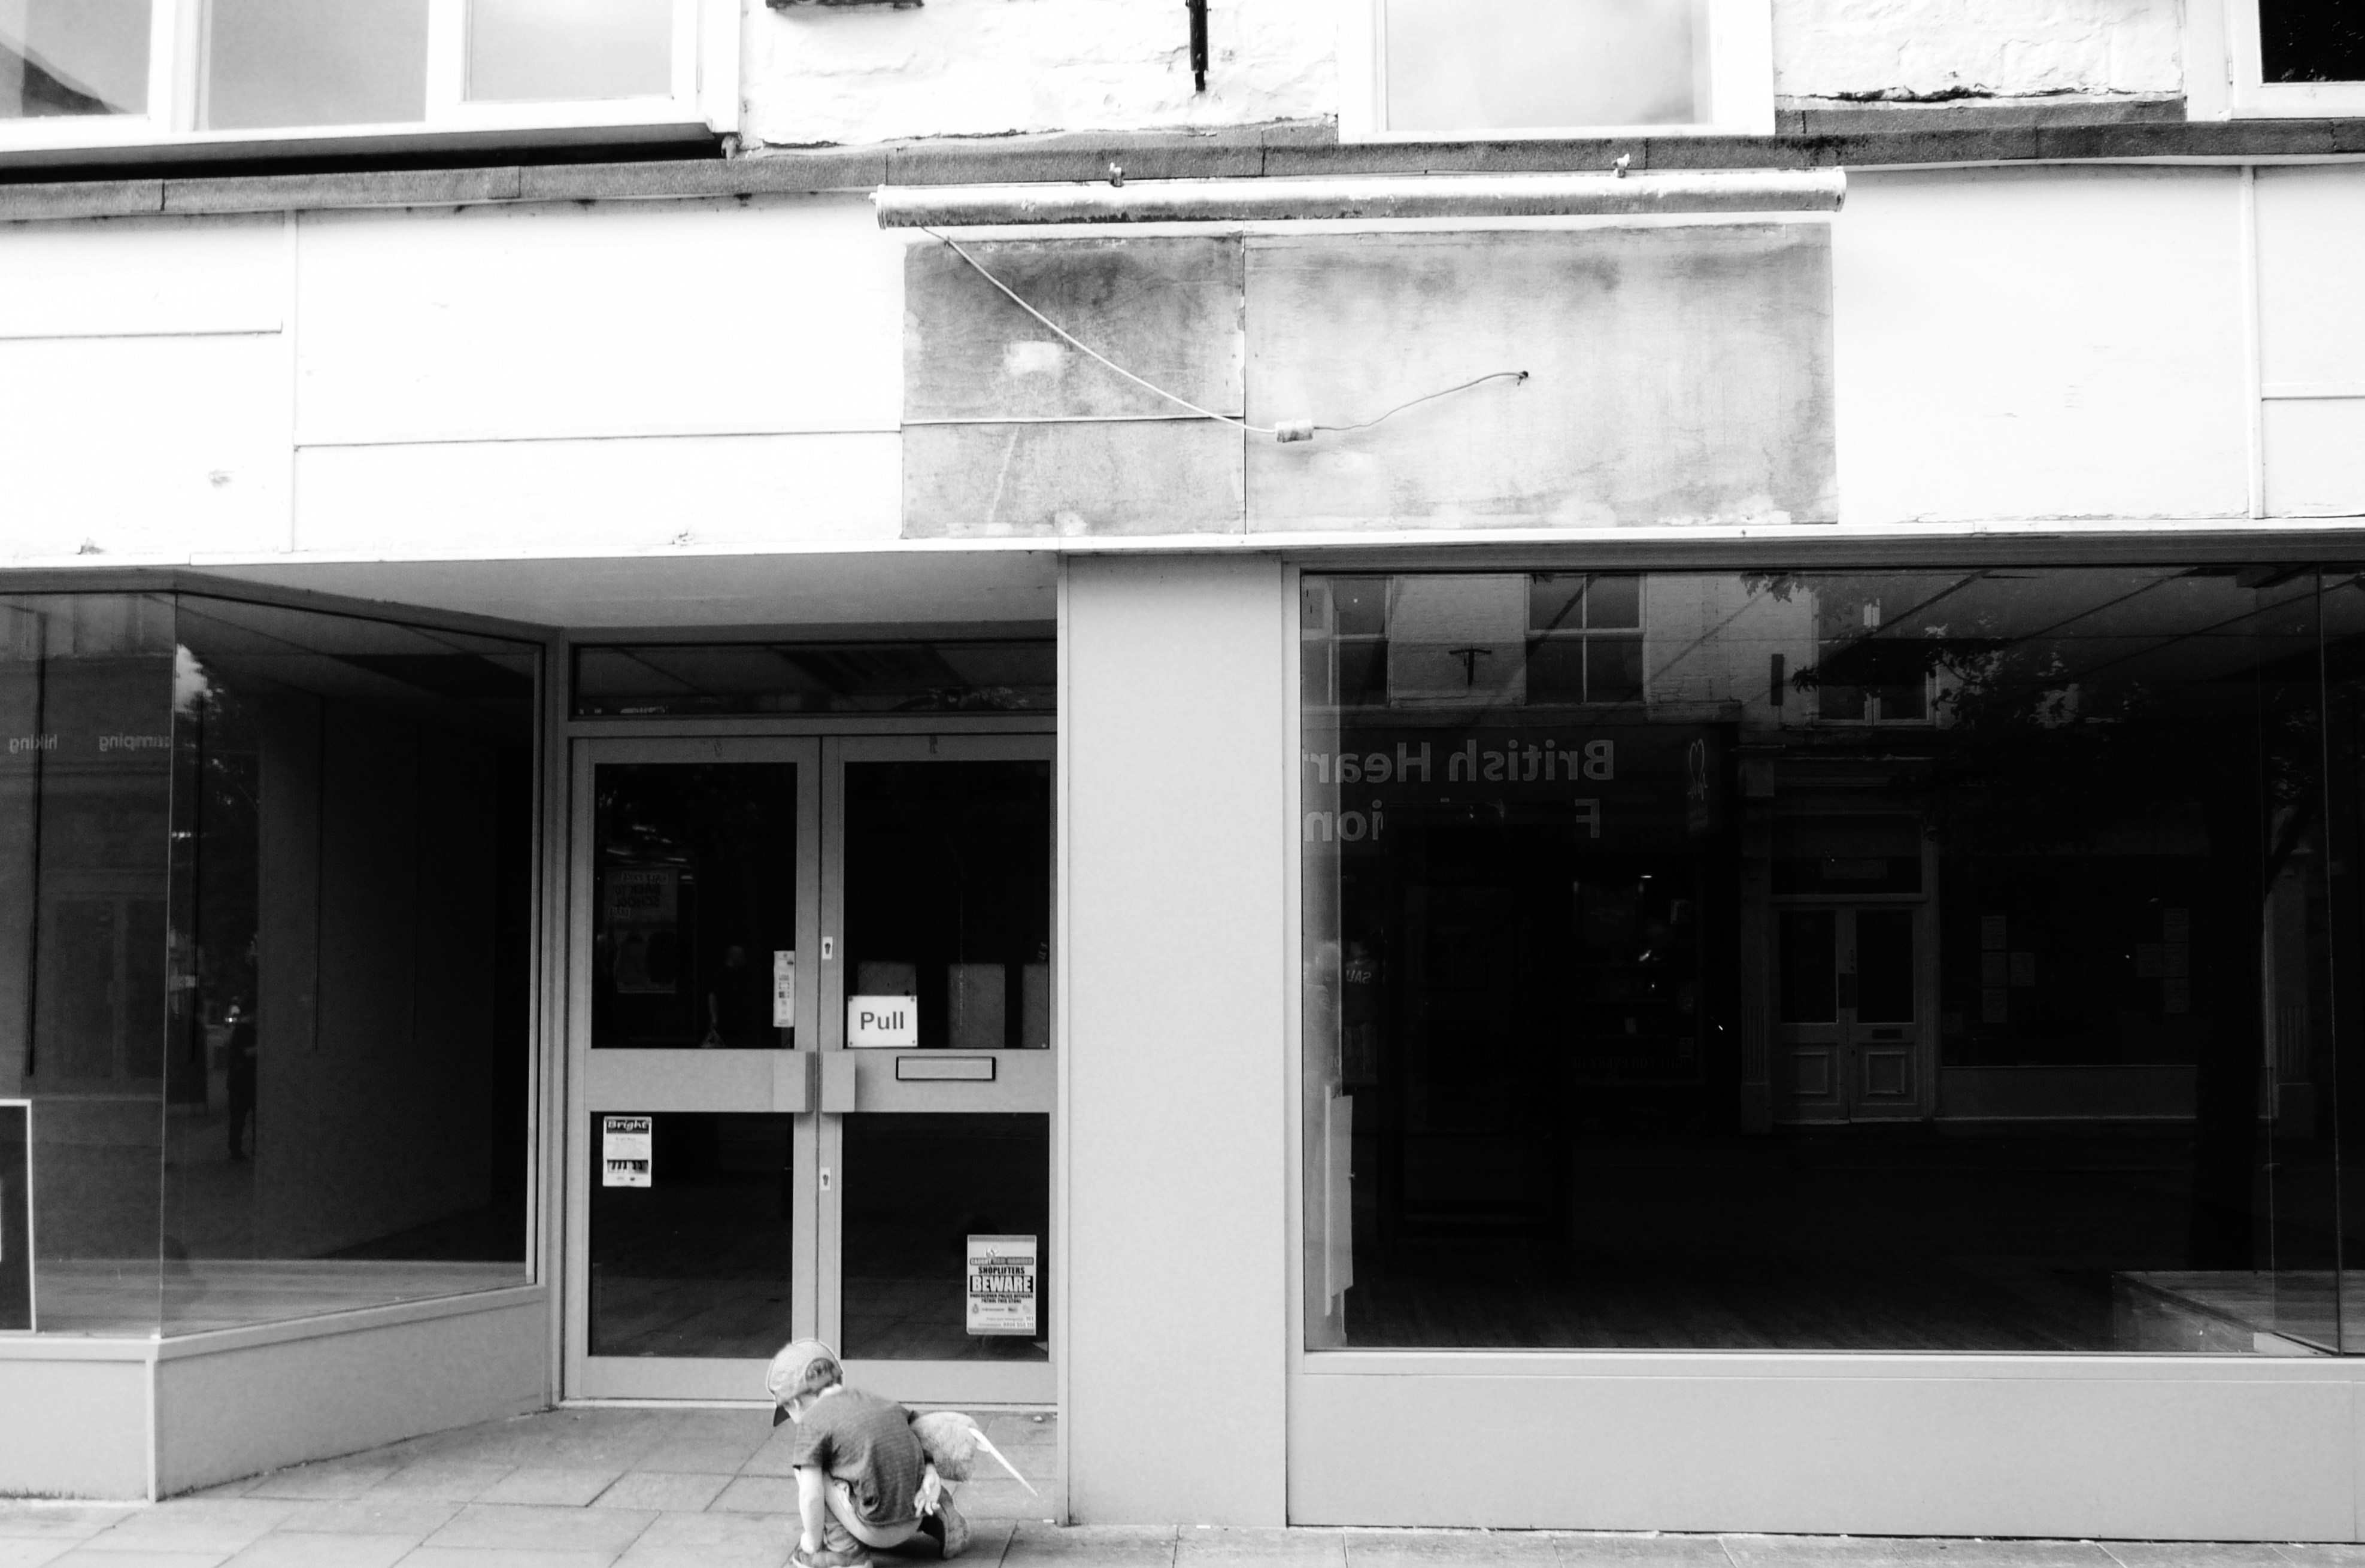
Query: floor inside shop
[{"left": 1342, "top": 1130, "right": 2339, "bottom": 1354}]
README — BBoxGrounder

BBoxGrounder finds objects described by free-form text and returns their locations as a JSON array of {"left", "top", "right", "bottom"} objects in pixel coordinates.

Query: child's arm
[{"left": 795, "top": 1464, "right": 829, "bottom": 1556}]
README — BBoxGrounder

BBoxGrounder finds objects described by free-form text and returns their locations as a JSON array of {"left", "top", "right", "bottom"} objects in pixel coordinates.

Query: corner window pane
[
  {"left": 468, "top": 0, "right": 672, "bottom": 104},
  {"left": 0, "top": 0, "right": 148, "bottom": 119},
  {"left": 202, "top": 0, "right": 427, "bottom": 130},
  {"left": 1383, "top": 0, "right": 1701, "bottom": 132},
  {"left": 2259, "top": 0, "right": 2365, "bottom": 83},
  {"left": 1304, "top": 565, "right": 2365, "bottom": 1355}
]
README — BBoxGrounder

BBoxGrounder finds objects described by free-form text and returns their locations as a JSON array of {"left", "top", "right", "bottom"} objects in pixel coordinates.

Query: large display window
[
  {"left": 1301, "top": 566, "right": 2365, "bottom": 1355},
  {"left": 0, "top": 590, "right": 537, "bottom": 1336}
]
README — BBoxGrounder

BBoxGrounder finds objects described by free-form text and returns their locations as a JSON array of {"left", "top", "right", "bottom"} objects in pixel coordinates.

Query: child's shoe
[{"left": 792, "top": 1546, "right": 871, "bottom": 1568}]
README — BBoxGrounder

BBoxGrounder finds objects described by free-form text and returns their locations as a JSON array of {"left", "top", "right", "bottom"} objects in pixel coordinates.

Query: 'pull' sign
[{"left": 847, "top": 996, "right": 918, "bottom": 1048}]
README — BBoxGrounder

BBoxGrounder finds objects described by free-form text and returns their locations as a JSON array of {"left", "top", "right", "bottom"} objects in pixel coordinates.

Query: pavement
[{"left": 0, "top": 1407, "right": 2358, "bottom": 1567}]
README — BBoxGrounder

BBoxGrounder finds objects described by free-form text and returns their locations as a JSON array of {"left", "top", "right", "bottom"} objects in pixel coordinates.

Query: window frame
[
  {"left": 0, "top": 0, "right": 736, "bottom": 165},
  {"left": 1335, "top": 0, "right": 1774, "bottom": 141},
  {"left": 2186, "top": 0, "right": 2365, "bottom": 119}
]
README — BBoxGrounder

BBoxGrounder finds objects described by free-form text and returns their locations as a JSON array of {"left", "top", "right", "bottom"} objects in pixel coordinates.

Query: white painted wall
[
  {"left": 739, "top": 0, "right": 1333, "bottom": 149},
  {"left": 733, "top": 0, "right": 2184, "bottom": 151},
  {"left": 6, "top": 163, "right": 2364, "bottom": 580},
  {"left": 1832, "top": 165, "right": 2252, "bottom": 524},
  {"left": 1291, "top": 1354, "right": 2365, "bottom": 1538},
  {"left": 1062, "top": 555, "right": 1289, "bottom": 1525},
  {"left": 1774, "top": 0, "right": 2182, "bottom": 103}
]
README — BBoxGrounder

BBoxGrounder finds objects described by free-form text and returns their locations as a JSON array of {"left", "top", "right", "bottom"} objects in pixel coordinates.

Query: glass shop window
[
  {"left": 2257, "top": 0, "right": 2365, "bottom": 84},
  {"left": 1353, "top": 0, "right": 1774, "bottom": 137},
  {"left": 572, "top": 639, "right": 1057, "bottom": 719},
  {"left": 1303, "top": 564, "right": 2365, "bottom": 1357},
  {"left": 0, "top": 591, "right": 538, "bottom": 1337}
]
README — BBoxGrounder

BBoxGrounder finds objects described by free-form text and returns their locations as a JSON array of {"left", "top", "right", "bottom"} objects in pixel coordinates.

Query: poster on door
[
  {"left": 0, "top": 1102, "right": 31, "bottom": 1332},
  {"left": 965, "top": 1234, "right": 1037, "bottom": 1336},
  {"left": 602, "top": 1115, "right": 653, "bottom": 1188},
  {"left": 773, "top": 951, "right": 796, "bottom": 1029},
  {"left": 607, "top": 868, "right": 680, "bottom": 994}
]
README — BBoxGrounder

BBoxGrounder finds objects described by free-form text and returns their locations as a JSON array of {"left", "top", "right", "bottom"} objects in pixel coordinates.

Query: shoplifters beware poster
[{"left": 965, "top": 1235, "right": 1036, "bottom": 1336}]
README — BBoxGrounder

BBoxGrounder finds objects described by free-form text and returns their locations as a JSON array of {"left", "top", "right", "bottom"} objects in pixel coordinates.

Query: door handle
[{"left": 820, "top": 1053, "right": 857, "bottom": 1114}]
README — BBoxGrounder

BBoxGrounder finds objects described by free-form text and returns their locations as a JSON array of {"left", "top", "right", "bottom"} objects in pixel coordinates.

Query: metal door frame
[
  {"left": 561, "top": 730, "right": 1057, "bottom": 1405},
  {"left": 818, "top": 732, "right": 1058, "bottom": 1406},
  {"left": 564, "top": 735, "right": 823, "bottom": 1400}
]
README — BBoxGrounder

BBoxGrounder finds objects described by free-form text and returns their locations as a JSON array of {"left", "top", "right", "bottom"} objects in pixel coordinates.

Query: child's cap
[{"left": 765, "top": 1337, "right": 839, "bottom": 1424}]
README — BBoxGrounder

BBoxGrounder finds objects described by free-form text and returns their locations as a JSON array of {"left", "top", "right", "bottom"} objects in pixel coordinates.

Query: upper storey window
[
  {"left": 2215, "top": 0, "right": 2365, "bottom": 116},
  {"left": 0, "top": 0, "right": 732, "bottom": 164},
  {"left": 1339, "top": 0, "right": 1774, "bottom": 139}
]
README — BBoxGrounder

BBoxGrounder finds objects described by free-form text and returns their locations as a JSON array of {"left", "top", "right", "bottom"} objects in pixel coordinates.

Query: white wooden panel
[
  {"left": 292, "top": 432, "right": 899, "bottom": 554},
  {"left": 295, "top": 197, "right": 904, "bottom": 447},
  {"left": 0, "top": 335, "right": 291, "bottom": 560},
  {"left": 1291, "top": 1359, "right": 2360, "bottom": 1538},
  {"left": 154, "top": 1294, "right": 549, "bottom": 1494},
  {"left": 1064, "top": 556, "right": 1289, "bottom": 1525},
  {"left": 0, "top": 214, "right": 284, "bottom": 340},
  {"left": 1833, "top": 166, "right": 2249, "bottom": 523},
  {"left": 0, "top": 1353, "right": 151, "bottom": 1500},
  {"left": 2257, "top": 166, "right": 2365, "bottom": 392},
  {"left": 2264, "top": 399, "right": 2365, "bottom": 518}
]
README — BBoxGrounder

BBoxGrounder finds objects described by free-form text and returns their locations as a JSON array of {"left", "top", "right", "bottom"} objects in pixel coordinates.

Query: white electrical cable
[{"left": 923, "top": 227, "right": 1528, "bottom": 442}]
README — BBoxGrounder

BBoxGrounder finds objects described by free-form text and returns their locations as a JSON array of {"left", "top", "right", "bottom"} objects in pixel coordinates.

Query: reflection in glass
[
  {"left": 841, "top": 1112, "right": 1047, "bottom": 1361},
  {"left": 589, "top": 1112, "right": 793, "bottom": 1358},
  {"left": 1303, "top": 565, "right": 2365, "bottom": 1354},
  {"left": 573, "top": 641, "right": 1057, "bottom": 719},
  {"left": 1, "top": 0, "right": 148, "bottom": 118},
  {"left": 203, "top": 0, "right": 427, "bottom": 129},
  {"left": 1384, "top": 0, "right": 1701, "bottom": 131},
  {"left": 2260, "top": 0, "right": 2365, "bottom": 83},
  {"left": 843, "top": 762, "right": 1050, "bottom": 1052},
  {"left": 469, "top": 0, "right": 671, "bottom": 102},
  {"left": 592, "top": 764, "right": 798, "bottom": 1050},
  {"left": 162, "top": 598, "right": 535, "bottom": 1334},
  {"left": 0, "top": 595, "right": 173, "bottom": 1334}
]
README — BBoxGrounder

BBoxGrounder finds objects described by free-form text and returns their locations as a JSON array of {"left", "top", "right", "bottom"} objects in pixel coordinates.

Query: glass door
[
  {"left": 818, "top": 735, "right": 1055, "bottom": 1405},
  {"left": 568, "top": 738, "right": 821, "bottom": 1400},
  {"left": 565, "top": 733, "right": 1055, "bottom": 1405}
]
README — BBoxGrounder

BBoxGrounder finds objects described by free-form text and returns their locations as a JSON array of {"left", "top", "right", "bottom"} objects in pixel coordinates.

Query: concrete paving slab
[
  {"left": 420, "top": 1503, "right": 657, "bottom": 1554},
  {"left": 41, "top": 1550, "right": 228, "bottom": 1568},
  {"left": 271, "top": 1497, "right": 459, "bottom": 1538},
  {"left": 2103, "top": 1545, "right": 2293, "bottom": 1567},
  {"left": 1723, "top": 1540, "right": 2114, "bottom": 1568},
  {"left": 1003, "top": 1522, "right": 1180, "bottom": 1564},
  {"left": 75, "top": 1499, "right": 299, "bottom": 1555},
  {"left": 356, "top": 1465, "right": 519, "bottom": 1503},
  {"left": 592, "top": 1475, "right": 732, "bottom": 1514},
  {"left": 0, "top": 1541, "right": 71, "bottom": 1568},
  {"left": 707, "top": 1479, "right": 802, "bottom": 1516},
  {"left": 1177, "top": 1525, "right": 1349, "bottom": 1565},
  {"left": 635, "top": 1445, "right": 766, "bottom": 1478},
  {"left": 2275, "top": 1549, "right": 2365, "bottom": 1566},
  {"left": 1552, "top": 1536, "right": 1733, "bottom": 1566},
  {"left": 395, "top": 1551, "right": 619, "bottom": 1568},
  {"left": 216, "top": 1531, "right": 414, "bottom": 1567},
  {"left": 1347, "top": 1530, "right": 1561, "bottom": 1565},
  {"left": 608, "top": 1510, "right": 795, "bottom": 1568},
  {"left": 0, "top": 1508, "right": 136, "bottom": 1542},
  {"left": 478, "top": 1471, "right": 631, "bottom": 1508},
  {"left": 241, "top": 1462, "right": 402, "bottom": 1502}
]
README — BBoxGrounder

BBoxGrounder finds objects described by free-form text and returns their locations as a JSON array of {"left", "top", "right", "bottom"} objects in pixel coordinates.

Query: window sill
[{"left": 0, "top": 113, "right": 721, "bottom": 174}]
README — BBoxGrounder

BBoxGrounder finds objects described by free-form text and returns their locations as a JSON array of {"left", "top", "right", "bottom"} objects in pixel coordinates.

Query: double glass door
[
  {"left": 1774, "top": 903, "right": 1931, "bottom": 1123},
  {"left": 565, "top": 734, "right": 1054, "bottom": 1403}
]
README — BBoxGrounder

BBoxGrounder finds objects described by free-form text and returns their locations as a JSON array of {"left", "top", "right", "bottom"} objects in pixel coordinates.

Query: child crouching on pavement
[{"left": 768, "top": 1338, "right": 969, "bottom": 1568}]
